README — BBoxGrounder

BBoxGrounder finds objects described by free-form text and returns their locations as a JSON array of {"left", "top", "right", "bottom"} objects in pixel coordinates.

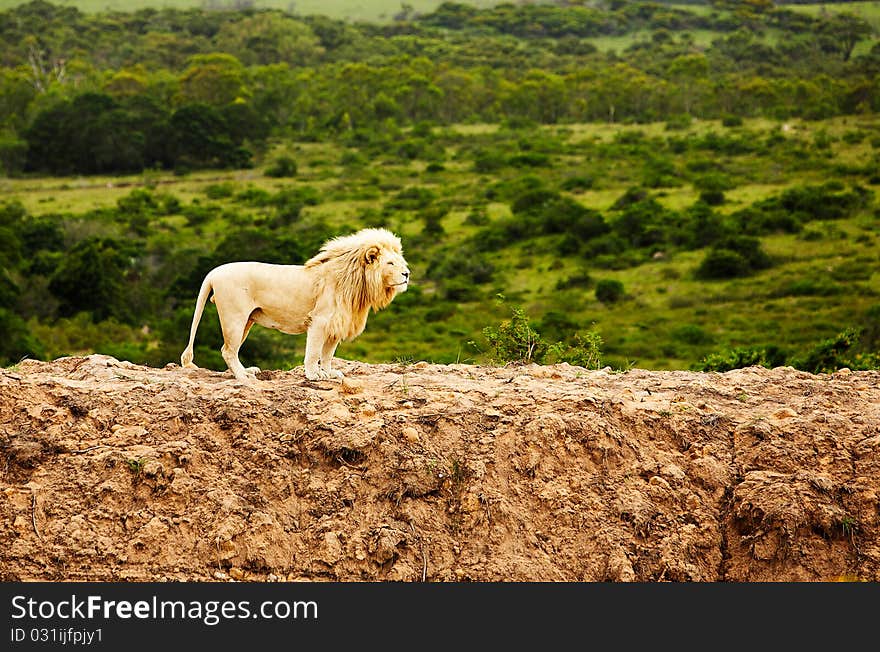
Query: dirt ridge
[{"left": 2, "top": 354, "right": 878, "bottom": 581}]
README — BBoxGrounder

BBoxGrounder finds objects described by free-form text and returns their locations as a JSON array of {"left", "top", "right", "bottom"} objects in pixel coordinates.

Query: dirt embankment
[{"left": 1, "top": 355, "right": 878, "bottom": 582}]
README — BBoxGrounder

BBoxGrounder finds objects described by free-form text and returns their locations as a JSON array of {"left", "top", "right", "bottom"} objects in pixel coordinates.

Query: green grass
[
  {"left": 0, "top": 0, "right": 502, "bottom": 22},
  {"left": 588, "top": 28, "right": 721, "bottom": 54},
  {"left": 782, "top": 1, "right": 880, "bottom": 29}
]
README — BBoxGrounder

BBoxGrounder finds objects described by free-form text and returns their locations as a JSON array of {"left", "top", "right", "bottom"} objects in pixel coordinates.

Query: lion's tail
[{"left": 180, "top": 272, "right": 214, "bottom": 369}]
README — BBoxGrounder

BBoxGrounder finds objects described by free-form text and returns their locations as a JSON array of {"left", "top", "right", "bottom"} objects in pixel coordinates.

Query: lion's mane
[{"left": 304, "top": 228, "right": 404, "bottom": 341}]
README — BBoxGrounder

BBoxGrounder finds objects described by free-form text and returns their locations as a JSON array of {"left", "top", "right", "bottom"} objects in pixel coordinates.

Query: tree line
[{"left": 0, "top": 0, "right": 878, "bottom": 175}]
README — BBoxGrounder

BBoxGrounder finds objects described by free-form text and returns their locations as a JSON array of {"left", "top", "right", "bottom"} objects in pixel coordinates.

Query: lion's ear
[{"left": 363, "top": 245, "right": 380, "bottom": 265}]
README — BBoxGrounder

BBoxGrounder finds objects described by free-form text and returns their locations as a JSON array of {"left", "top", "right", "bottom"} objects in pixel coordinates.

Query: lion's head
[{"left": 304, "top": 228, "right": 410, "bottom": 313}]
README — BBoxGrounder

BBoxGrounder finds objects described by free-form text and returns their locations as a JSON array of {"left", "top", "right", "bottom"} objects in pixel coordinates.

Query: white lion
[{"left": 180, "top": 227, "right": 410, "bottom": 381}]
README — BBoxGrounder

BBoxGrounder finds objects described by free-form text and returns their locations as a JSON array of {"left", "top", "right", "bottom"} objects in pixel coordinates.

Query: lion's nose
[{"left": 403, "top": 270, "right": 410, "bottom": 279}]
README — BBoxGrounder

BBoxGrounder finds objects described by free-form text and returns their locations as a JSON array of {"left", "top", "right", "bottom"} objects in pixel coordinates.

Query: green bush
[
  {"left": 428, "top": 247, "right": 495, "bottom": 285},
  {"left": 721, "top": 115, "right": 743, "bottom": 127},
  {"left": 611, "top": 198, "right": 671, "bottom": 248},
  {"left": 560, "top": 175, "right": 594, "bottom": 192},
  {"left": 464, "top": 209, "right": 490, "bottom": 226},
  {"left": 672, "top": 324, "right": 713, "bottom": 345},
  {"left": 204, "top": 182, "right": 235, "bottom": 199},
  {"left": 482, "top": 302, "right": 602, "bottom": 368},
  {"left": 386, "top": 186, "right": 436, "bottom": 210},
  {"left": 48, "top": 237, "right": 142, "bottom": 322},
  {"left": 483, "top": 303, "right": 547, "bottom": 363},
  {"left": 511, "top": 188, "right": 558, "bottom": 215},
  {"left": 235, "top": 187, "right": 273, "bottom": 206},
  {"left": 695, "top": 248, "right": 750, "bottom": 279},
  {"left": 683, "top": 201, "right": 728, "bottom": 247},
  {"left": 696, "top": 236, "right": 771, "bottom": 279},
  {"left": 443, "top": 278, "right": 481, "bottom": 302},
  {"left": 548, "top": 331, "right": 603, "bottom": 369},
  {"left": 555, "top": 270, "right": 592, "bottom": 290},
  {"left": 695, "top": 346, "right": 783, "bottom": 372},
  {"left": 0, "top": 136, "right": 27, "bottom": 176},
  {"left": 117, "top": 188, "right": 160, "bottom": 216},
  {"left": 793, "top": 328, "right": 880, "bottom": 374},
  {"left": 595, "top": 279, "right": 624, "bottom": 304},
  {"left": 699, "top": 189, "right": 725, "bottom": 205},
  {"left": 264, "top": 156, "right": 298, "bottom": 178},
  {"left": 665, "top": 114, "right": 692, "bottom": 130},
  {"left": 0, "top": 308, "right": 45, "bottom": 364},
  {"left": 537, "top": 310, "right": 579, "bottom": 341},
  {"left": 19, "top": 216, "right": 64, "bottom": 256},
  {"left": 473, "top": 149, "right": 507, "bottom": 173},
  {"left": 756, "top": 183, "right": 871, "bottom": 224}
]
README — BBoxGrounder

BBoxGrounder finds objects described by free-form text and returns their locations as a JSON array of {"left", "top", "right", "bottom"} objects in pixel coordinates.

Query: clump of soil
[{"left": 1, "top": 355, "right": 878, "bottom": 581}]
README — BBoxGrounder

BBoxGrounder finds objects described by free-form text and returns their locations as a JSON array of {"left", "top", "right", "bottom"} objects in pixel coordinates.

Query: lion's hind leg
[
  {"left": 217, "top": 305, "right": 258, "bottom": 382},
  {"left": 239, "top": 318, "right": 261, "bottom": 377}
]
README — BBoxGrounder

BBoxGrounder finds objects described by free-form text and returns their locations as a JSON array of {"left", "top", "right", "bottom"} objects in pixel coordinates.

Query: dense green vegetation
[{"left": 1, "top": 0, "right": 878, "bottom": 373}]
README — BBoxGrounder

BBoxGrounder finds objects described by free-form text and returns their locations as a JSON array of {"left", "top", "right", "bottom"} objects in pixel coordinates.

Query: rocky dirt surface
[{"left": 1, "top": 354, "right": 879, "bottom": 582}]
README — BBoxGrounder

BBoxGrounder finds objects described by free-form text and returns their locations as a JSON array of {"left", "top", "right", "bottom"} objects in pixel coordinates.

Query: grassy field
[
  {"left": 782, "top": 1, "right": 880, "bottom": 29},
  {"left": 3, "top": 0, "right": 877, "bottom": 31},
  {"left": 0, "top": 0, "right": 502, "bottom": 21},
  {"left": 4, "top": 114, "right": 878, "bottom": 371}
]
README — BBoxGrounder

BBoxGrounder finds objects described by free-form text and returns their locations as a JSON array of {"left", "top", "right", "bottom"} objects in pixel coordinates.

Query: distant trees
[
  {"left": 23, "top": 91, "right": 257, "bottom": 174},
  {"left": 817, "top": 14, "right": 874, "bottom": 62},
  {"left": 0, "top": 1, "right": 876, "bottom": 175},
  {"left": 214, "top": 13, "right": 325, "bottom": 66},
  {"left": 48, "top": 237, "right": 141, "bottom": 321}
]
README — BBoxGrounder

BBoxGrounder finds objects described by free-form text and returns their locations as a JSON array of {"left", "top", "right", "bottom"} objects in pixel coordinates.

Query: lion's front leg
[
  {"left": 320, "top": 337, "right": 343, "bottom": 379},
  {"left": 304, "top": 321, "right": 331, "bottom": 381}
]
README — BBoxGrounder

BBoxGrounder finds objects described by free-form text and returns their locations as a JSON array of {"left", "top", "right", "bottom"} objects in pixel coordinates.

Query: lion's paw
[
  {"left": 325, "top": 369, "right": 344, "bottom": 379},
  {"left": 305, "top": 368, "right": 327, "bottom": 381},
  {"left": 245, "top": 366, "right": 261, "bottom": 374}
]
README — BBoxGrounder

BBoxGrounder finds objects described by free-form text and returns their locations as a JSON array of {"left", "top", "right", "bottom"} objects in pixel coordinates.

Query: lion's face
[{"left": 378, "top": 248, "right": 410, "bottom": 294}]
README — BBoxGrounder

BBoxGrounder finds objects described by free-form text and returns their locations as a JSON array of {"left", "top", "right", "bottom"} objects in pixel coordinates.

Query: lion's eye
[{"left": 387, "top": 261, "right": 394, "bottom": 265}]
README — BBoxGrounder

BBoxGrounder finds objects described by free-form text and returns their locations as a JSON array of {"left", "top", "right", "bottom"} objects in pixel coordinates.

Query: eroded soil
[{"left": 2, "top": 355, "right": 878, "bottom": 581}]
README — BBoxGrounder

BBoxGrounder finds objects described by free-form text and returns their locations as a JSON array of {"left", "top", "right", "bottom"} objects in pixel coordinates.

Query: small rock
[
  {"left": 360, "top": 403, "right": 377, "bottom": 417},
  {"left": 340, "top": 377, "right": 363, "bottom": 394},
  {"left": 322, "top": 532, "right": 343, "bottom": 564},
  {"left": 213, "top": 570, "right": 228, "bottom": 581},
  {"left": 402, "top": 426, "right": 420, "bottom": 443},
  {"left": 773, "top": 408, "right": 797, "bottom": 419},
  {"left": 661, "top": 463, "right": 686, "bottom": 483},
  {"left": 413, "top": 361, "right": 429, "bottom": 369},
  {"left": 142, "top": 460, "right": 164, "bottom": 477},
  {"left": 229, "top": 568, "right": 244, "bottom": 581},
  {"left": 649, "top": 475, "right": 671, "bottom": 491}
]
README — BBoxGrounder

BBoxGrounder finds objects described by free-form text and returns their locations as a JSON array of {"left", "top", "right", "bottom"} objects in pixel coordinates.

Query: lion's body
[{"left": 180, "top": 228, "right": 409, "bottom": 381}]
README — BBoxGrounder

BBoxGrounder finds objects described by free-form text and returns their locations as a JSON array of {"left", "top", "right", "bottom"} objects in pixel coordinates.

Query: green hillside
[
  {"left": 1, "top": 0, "right": 878, "bottom": 373},
  {"left": 0, "top": 0, "right": 501, "bottom": 22}
]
